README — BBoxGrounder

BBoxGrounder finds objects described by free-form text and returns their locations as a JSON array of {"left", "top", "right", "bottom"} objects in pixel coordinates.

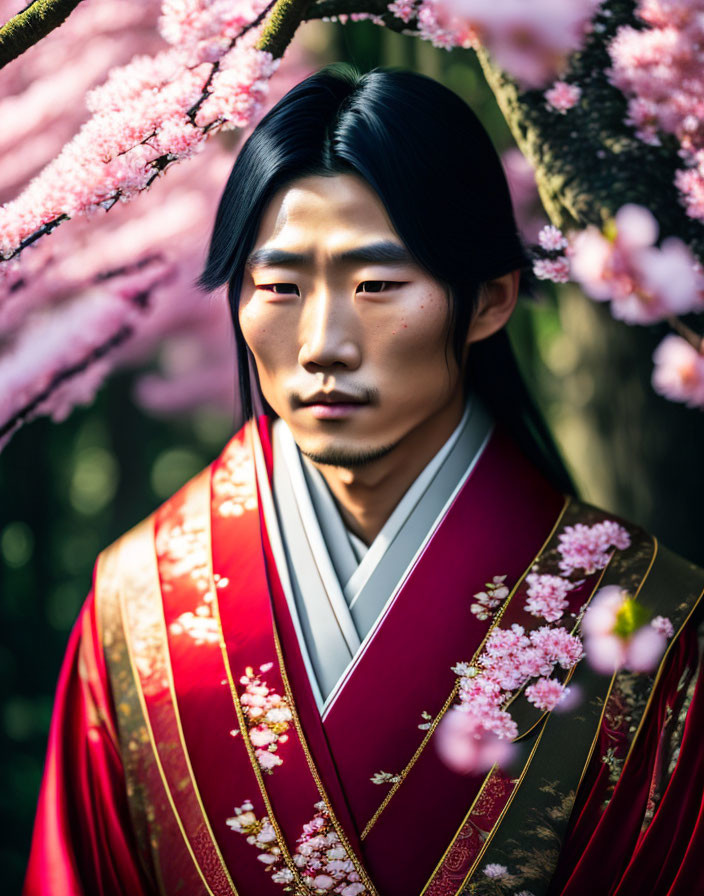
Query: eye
[
  {"left": 357, "top": 281, "right": 404, "bottom": 293},
  {"left": 257, "top": 283, "right": 300, "bottom": 296}
]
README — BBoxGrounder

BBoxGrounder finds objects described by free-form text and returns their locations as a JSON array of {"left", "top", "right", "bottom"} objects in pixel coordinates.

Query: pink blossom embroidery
[
  {"left": 557, "top": 520, "right": 631, "bottom": 575},
  {"left": 470, "top": 575, "right": 510, "bottom": 620},
  {"left": 651, "top": 615, "right": 674, "bottom": 639},
  {"left": 483, "top": 862, "right": 508, "bottom": 879},
  {"left": 439, "top": 516, "right": 632, "bottom": 774},
  {"left": 524, "top": 677, "right": 569, "bottom": 711},
  {"left": 240, "top": 664, "right": 293, "bottom": 773},
  {"left": 227, "top": 800, "right": 368, "bottom": 894},
  {"left": 524, "top": 572, "right": 574, "bottom": 622}
]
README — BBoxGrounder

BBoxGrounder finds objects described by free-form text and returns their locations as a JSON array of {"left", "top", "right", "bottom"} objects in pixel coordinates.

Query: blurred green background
[{"left": 2, "top": 19, "right": 702, "bottom": 893}]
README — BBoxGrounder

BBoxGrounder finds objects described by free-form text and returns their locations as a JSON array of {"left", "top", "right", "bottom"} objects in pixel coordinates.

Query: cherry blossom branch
[
  {"left": 667, "top": 316, "right": 704, "bottom": 356},
  {"left": 0, "top": 0, "right": 85, "bottom": 71},
  {"left": 185, "top": 0, "right": 278, "bottom": 126},
  {"left": 0, "top": 0, "right": 283, "bottom": 266},
  {"left": 303, "top": 0, "right": 411, "bottom": 31},
  {"left": 0, "top": 320, "right": 132, "bottom": 443}
]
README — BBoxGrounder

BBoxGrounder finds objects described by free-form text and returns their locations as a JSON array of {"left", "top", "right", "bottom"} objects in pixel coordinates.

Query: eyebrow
[{"left": 245, "top": 240, "right": 414, "bottom": 270}]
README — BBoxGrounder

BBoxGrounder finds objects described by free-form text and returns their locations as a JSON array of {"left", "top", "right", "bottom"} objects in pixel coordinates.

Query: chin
[{"left": 296, "top": 437, "right": 399, "bottom": 469}]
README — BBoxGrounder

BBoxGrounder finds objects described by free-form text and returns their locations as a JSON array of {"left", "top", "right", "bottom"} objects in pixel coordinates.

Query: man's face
[{"left": 239, "top": 173, "right": 466, "bottom": 466}]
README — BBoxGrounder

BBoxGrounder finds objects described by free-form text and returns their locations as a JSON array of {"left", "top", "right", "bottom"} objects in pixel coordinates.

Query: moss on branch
[
  {"left": 256, "top": 0, "right": 317, "bottom": 58},
  {"left": 475, "top": 0, "right": 704, "bottom": 262},
  {"left": 0, "top": 0, "right": 85, "bottom": 70}
]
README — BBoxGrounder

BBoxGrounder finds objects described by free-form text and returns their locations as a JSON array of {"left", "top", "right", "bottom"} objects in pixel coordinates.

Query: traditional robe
[{"left": 23, "top": 412, "right": 704, "bottom": 896}]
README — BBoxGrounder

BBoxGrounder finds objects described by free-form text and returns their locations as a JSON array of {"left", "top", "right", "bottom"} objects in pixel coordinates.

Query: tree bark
[{"left": 0, "top": 0, "right": 85, "bottom": 71}]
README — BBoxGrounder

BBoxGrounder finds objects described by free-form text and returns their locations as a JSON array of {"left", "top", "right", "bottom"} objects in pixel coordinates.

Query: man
[{"left": 24, "top": 65, "right": 704, "bottom": 896}]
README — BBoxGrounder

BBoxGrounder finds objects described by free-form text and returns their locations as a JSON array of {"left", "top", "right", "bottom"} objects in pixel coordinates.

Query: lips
[{"left": 297, "top": 390, "right": 368, "bottom": 407}]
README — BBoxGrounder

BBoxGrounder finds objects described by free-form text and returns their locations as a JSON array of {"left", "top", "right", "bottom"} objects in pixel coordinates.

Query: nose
[{"left": 297, "top": 288, "right": 362, "bottom": 372}]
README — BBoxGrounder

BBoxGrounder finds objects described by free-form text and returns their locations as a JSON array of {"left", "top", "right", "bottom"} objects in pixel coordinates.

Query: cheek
[
  {"left": 239, "top": 299, "right": 287, "bottom": 371},
  {"left": 380, "top": 292, "right": 454, "bottom": 380}
]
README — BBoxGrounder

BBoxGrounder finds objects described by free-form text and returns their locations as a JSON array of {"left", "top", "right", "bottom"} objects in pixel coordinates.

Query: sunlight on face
[{"left": 238, "top": 173, "right": 466, "bottom": 465}]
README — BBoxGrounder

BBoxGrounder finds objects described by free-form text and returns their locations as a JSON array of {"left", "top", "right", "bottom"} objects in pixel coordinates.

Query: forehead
[{"left": 251, "top": 173, "right": 401, "bottom": 257}]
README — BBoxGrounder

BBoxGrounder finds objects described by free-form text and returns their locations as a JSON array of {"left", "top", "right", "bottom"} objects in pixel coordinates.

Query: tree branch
[
  {"left": 0, "top": 0, "right": 85, "bottom": 71},
  {"left": 256, "top": 0, "right": 317, "bottom": 58}
]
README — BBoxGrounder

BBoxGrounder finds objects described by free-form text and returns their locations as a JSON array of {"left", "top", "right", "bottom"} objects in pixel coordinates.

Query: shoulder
[
  {"left": 92, "top": 417, "right": 273, "bottom": 632},
  {"left": 100, "top": 419, "right": 264, "bottom": 561}
]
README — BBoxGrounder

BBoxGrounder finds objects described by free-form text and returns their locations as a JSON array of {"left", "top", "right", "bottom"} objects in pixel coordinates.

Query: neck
[{"left": 309, "top": 394, "right": 466, "bottom": 545}]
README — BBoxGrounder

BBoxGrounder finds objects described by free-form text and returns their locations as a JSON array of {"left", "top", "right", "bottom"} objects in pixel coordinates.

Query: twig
[{"left": 667, "top": 315, "right": 704, "bottom": 355}]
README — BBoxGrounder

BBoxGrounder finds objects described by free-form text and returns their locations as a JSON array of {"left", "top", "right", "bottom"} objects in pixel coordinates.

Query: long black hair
[{"left": 197, "top": 62, "right": 575, "bottom": 495}]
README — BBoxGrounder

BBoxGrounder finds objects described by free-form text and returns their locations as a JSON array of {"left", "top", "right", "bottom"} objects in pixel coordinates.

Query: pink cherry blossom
[
  {"left": 435, "top": 707, "right": 517, "bottom": 774},
  {"left": 538, "top": 224, "right": 569, "bottom": 252},
  {"left": 255, "top": 749, "right": 283, "bottom": 769},
  {"left": 570, "top": 205, "right": 704, "bottom": 325},
  {"left": 524, "top": 572, "right": 573, "bottom": 622},
  {"left": 608, "top": 1, "right": 704, "bottom": 221},
  {"left": 428, "top": 0, "right": 600, "bottom": 88},
  {"left": 545, "top": 80, "right": 582, "bottom": 113},
  {"left": 0, "top": 8, "right": 314, "bottom": 446},
  {"left": 387, "top": 0, "right": 418, "bottom": 23},
  {"left": 652, "top": 334, "right": 704, "bottom": 409},
  {"left": 501, "top": 147, "right": 546, "bottom": 241},
  {"left": 524, "top": 677, "right": 569, "bottom": 711},
  {"left": 583, "top": 586, "right": 670, "bottom": 674},
  {"left": 533, "top": 256, "right": 571, "bottom": 283},
  {"left": 626, "top": 625, "right": 668, "bottom": 673}
]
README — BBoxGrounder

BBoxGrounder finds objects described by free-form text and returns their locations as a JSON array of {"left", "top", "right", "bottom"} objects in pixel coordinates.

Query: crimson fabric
[
  {"left": 551, "top": 611, "right": 704, "bottom": 896},
  {"left": 23, "top": 588, "right": 153, "bottom": 896},
  {"left": 23, "top": 422, "right": 704, "bottom": 895}
]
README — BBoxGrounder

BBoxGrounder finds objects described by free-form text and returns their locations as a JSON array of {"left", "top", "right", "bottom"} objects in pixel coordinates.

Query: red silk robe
[{"left": 23, "top": 417, "right": 704, "bottom": 896}]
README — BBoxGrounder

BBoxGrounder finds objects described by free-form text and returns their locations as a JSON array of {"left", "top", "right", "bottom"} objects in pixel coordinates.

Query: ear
[{"left": 465, "top": 270, "right": 520, "bottom": 346}]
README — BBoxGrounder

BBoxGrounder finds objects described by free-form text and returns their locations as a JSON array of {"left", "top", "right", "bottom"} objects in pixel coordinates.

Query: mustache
[{"left": 288, "top": 384, "right": 380, "bottom": 408}]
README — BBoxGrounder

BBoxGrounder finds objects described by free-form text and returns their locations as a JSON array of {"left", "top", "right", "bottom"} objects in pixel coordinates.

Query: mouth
[{"left": 294, "top": 390, "right": 370, "bottom": 420}]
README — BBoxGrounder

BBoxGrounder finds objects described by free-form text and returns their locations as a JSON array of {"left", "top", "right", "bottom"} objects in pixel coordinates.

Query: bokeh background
[{"left": 2, "top": 6, "right": 702, "bottom": 891}]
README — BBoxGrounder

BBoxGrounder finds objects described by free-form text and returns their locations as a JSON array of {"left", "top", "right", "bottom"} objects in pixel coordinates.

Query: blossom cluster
[
  {"left": 533, "top": 210, "right": 704, "bottom": 325},
  {"left": 444, "top": 620, "right": 583, "bottom": 754},
  {"left": 557, "top": 519, "right": 631, "bottom": 576},
  {"left": 227, "top": 800, "right": 367, "bottom": 894},
  {"left": 239, "top": 664, "right": 293, "bottom": 772},
  {"left": 570, "top": 206, "right": 704, "bottom": 326},
  {"left": 413, "top": 0, "right": 600, "bottom": 87},
  {"left": 0, "top": 0, "right": 280, "bottom": 261},
  {"left": 0, "top": 8, "right": 314, "bottom": 448},
  {"left": 531, "top": 212, "right": 704, "bottom": 410},
  {"left": 608, "top": 0, "right": 704, "bottom": 222},
  {"left": 545, "top": 80, "right": 582, "bottom": 114},
  {"left": 436, "top": 517, "right": 633, "bottom": 775},
  {"left": 524, "top": 573, "right": 574, "bottom": 622}
]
